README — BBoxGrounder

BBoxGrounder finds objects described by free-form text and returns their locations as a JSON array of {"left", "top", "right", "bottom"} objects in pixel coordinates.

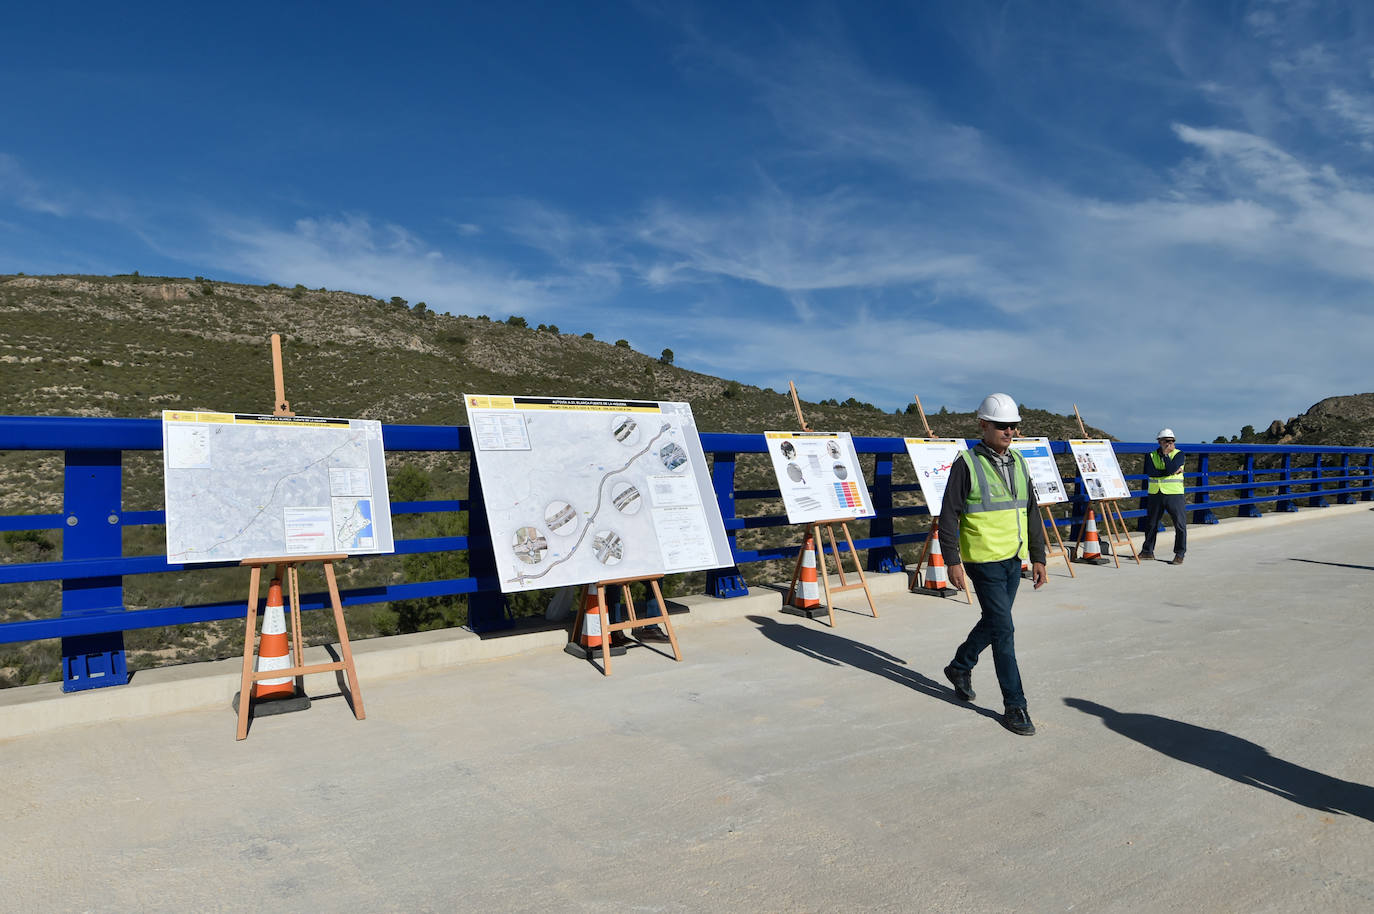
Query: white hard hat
[
  {"left": 976, "top": 393, "right": 1021, "bottom": 423},
  {"left": 1156, "top": 428, "right": 1176, "bottom": 440}
]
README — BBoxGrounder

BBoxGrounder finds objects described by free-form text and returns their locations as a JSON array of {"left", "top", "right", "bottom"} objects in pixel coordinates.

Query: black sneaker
[
  {"left": 943, "top": 664, "right": 975, "bottom": 701},
  {"left": 1001, "top": 707, "right": 1036, "bottom": 736}
]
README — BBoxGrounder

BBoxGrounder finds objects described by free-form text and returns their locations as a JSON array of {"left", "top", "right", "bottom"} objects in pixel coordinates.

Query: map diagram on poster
[
  {"left": 1068, "top": 439, "right": 1131, "bottom": 501},
  {"left": 765, "top": 431, "right": 875, "bottom": 524},
  {"left": 162, "top": 411, "right": 394, "bottom": 564},
  {"left": 464, "top": 394, "right": 733, "bottom": 593},
  {"left": 902, "top": 437, "right": 966, "bottom": 515},
  {"left": 1010, "top": 437, "right": 1069, "bottom": 505}
]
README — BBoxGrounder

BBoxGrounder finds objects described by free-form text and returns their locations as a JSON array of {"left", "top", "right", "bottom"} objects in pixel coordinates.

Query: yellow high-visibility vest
[
  {"left": 1148, "top": 450, "right": 1185, "bottom": 495},
  {"left": 957, "top": 448, "right": 1030, "bottom": 563}
]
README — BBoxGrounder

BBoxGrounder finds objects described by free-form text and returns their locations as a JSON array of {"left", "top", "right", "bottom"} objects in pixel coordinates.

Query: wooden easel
[
  {"left": 780, "top": 383, "right": 878, "bottom": 623},
  {"left": 569, "top": 575, "right": 680, "bottom": 675},
  {"left": 1072, "top": 404, "right": 1139, "bottom": 567},
  {"left": 905, "top": 395, "right": 971, "bottom": 602},
  {"left": 1038, "top": 503, "right": 1076, "bottom": 578},
  {"left": 235, "top": 334, "right": 366, "bottom": 739}
]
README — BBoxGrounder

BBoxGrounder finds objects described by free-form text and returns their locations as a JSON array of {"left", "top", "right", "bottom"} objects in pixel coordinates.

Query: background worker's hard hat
[
  {"left": 1157, "top": 428, "right": 1176, "bottom": 440},
  {"left": 976, "top": 393, "right": 1021, "bottom": 423}
]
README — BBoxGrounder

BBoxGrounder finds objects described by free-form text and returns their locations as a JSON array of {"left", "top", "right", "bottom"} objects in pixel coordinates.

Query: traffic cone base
[
  {"left": 566, "top": 584, "right": 628, "bottom": 660},
  {"left": 1075, "top": 510, "right": 1112, "bottom": 565},
  {"left": 236, "top": 577, "right": 311, "bottom": 716},
  {"left": 916, "top": 533, "right": 953, "bottom": 598}
]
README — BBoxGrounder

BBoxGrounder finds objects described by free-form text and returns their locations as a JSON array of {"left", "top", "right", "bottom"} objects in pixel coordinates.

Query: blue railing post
[
  {"left": 464, "top": 457, "right": 511, "bottom": 632},
  {"left": 705, "top": 452, "right": 748, "bottom": 597},
  {"left": 60, "top": 449, "right": 129, "bottom": 691},
  {"left": 1276, "top": 454, "right": 1298, "bottom": 512},
  {"left": 1364, "top": 455, "right": 1374, "bottom": 502},
  {"left": 865, "top": 452, "right": 902, "bottom": 573},
  {"left": 1336, "top": 455, "right": 1355, "bottom": 505},
  {"left": 1307, "top": 453, "right": 1329, "bottom": 507},
  {"left": 1191, "top": 452, "right": 1218, "bottom": 524},
  {"left": 1237, "top": 454, "right": 1261, "bottom": 517}
]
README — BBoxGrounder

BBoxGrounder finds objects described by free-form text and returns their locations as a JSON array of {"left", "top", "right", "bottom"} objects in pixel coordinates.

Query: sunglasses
[{"left": 992, "top": 422, "right": 1018, "bottom": 431}]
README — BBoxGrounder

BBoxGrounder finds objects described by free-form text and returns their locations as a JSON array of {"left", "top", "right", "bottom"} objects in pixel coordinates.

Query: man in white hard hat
[
  {"left": 1139, "top": 428, "right": 1186, "bottom": 564},
  {"left": 937, "top": 393, "right": 1047, "bottom": 736}
]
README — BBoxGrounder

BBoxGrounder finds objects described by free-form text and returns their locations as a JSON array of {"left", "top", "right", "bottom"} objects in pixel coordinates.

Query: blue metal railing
[{"left": 2, "top": 416, "right": 1372, "bottom": 691}]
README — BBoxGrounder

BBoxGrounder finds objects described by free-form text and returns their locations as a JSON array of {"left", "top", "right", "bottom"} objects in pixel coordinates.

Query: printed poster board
[
  {"left": 765, "top": 431, "right": 875, "bottom": 524},
  {"left": 1009, "top": 437, "right": 1069, "bottom": 505},
  {"left": 464, "top": 394, "right": 733, "bottom": 593},
  {"left": 1068, "top": 439, "right": 1131, "bottom": 501},
  {"left": 902, "top": 437, "right": 965, "bottom": 515},
  {"left": 162, "top": 411, "right": 394, "bottom": 564}
]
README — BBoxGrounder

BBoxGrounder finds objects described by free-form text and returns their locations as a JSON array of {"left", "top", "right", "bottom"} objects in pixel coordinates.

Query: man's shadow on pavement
[
  {"left": 1065, "top": 697, "right": 1374, "bottom": 822},
  {"left": 748, "top": 615, "right": 1001, "bottom": 723}
]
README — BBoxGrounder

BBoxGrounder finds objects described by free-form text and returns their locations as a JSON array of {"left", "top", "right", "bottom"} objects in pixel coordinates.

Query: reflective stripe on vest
[
  {"left": 1148, "top": 450, "right": 1185, "bottom": 495},
  {"left": 957, "top": 448, "right": 1031, "bottom": 563}
]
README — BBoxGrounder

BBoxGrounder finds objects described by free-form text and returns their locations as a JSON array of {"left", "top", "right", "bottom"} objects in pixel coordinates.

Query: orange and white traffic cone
[
  {"left": 922, "top": 534, "right": 952, "bottom": 596},
  {"left": 252, "top": 578, "right": 295, "bottom": 701},
  {"left": 565, "top": 584, "right": 627, "bottom": 660},
  {"left": 1075, "top": 510, "right": 1109, "bottom": 564},
  {"left": 793, "top": 536, "right": 821, "bottom": 611}
]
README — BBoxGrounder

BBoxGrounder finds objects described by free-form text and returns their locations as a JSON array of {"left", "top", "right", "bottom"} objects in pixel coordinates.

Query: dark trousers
[
  {"left": 950, "top": 557, "right": 1026, "bottom": 709},
  {"left": 1143, "top": 493, "right": 1187, "bottom": 556}
]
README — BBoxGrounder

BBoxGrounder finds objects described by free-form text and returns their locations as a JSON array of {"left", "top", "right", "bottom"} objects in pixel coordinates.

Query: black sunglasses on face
[{"left": 993, "top": 422, "right": 1018, "bottom": 431}]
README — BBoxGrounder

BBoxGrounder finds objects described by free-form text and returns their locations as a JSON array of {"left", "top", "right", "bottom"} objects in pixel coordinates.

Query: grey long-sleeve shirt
[{"left": 937, "top": 442, "right": 1046, "bottom": 567}]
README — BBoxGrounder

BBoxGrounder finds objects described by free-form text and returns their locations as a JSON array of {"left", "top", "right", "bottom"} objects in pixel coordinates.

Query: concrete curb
[{"left": 2, "top": 501, "right": 1366, "bottom": 741}]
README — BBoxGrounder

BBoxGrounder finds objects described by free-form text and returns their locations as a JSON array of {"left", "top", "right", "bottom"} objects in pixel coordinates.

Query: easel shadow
[
  {"left": 760, "top": 583, "right": 877, "bottom": 623},
  {"left": 747, "top": 615, "right": 1001, "bottom": 722},
  {"left": 1064, "top": 697, "right": 1374, "bottom": 822},
  {"left": 1289, "top": 558, "right": 1374, "bottom": 572}
]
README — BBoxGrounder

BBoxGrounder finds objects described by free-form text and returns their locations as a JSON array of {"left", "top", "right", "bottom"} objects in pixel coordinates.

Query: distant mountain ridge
[{"left": 1253, "top": 393, "right": 1374, "bottom": 448}]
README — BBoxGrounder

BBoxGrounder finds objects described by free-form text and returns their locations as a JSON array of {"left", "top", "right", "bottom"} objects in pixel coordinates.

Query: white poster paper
[
  {"left": 1068, "top": 439, "right": 1131, "bottom": 501},
  {"left": 1009, "top": 437, "right": 1068, "bottom": 505},
  {"left": 902, "top": 437, "right": 965, "bottom": 516},
  {"left": 765, "top": 431, "right": 875, "bottom": 524}
]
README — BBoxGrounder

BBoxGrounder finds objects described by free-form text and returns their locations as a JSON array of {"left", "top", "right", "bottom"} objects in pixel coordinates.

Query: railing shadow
[
  {"left": 1289, "top": 558, "right": 1374, "bottom": 572},
  {"left": 747, "top": 614, "right": 1001, "bottom": 723},
  {"left": 1064, "top": 697, "right": 1374, "bottom": 822}
]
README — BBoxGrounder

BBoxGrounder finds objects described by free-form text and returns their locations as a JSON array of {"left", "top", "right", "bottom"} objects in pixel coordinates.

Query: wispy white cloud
[{"left": 0, "top": 153, "right": 67, "bottom": 216}]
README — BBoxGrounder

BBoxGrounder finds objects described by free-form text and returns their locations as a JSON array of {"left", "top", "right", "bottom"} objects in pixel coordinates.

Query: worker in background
[
  {"left": 1139, "top": 429, "right": 1186, "bottom": 565},
  {"left": 938, "top": 393, "right": 1047, "bottom": 737}
]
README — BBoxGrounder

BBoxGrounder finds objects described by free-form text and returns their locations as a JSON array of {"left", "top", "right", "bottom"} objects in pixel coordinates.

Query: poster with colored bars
[
  {"left": 1067, "top": 439, "right": 1131, "bottom": 502},
  {"left": 1009, "top": 437, "right": 1069, "bottom": 505},
  {"left": 902, "top": 438, "right": 965, "bottom": 515},
  {"left": 764, "top": 431, "right": 875, "bottom": 524},
  {"left": 464, "top": 394, "right": 733, "bottom": 593}
]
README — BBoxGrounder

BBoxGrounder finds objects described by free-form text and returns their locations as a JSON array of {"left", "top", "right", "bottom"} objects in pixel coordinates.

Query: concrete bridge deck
[{"left": 3, "top": 506, "right": 1372, "bottom": 912}]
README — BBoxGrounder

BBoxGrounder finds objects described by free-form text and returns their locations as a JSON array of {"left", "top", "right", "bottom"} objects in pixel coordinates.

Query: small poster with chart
[
  {"left": 1010, "top": 437, "right": 1069, "bottom": 505},
  {"left": 902, "top": 437, "right": 965, "bottom": 515},
  {"left": 765, "top": 431, "right": 874, "bottom": 524},
  {"left": 1068, "top": 439, "right": 1131, "bottom": 501},
  {"left": 464, "top": 394, "right": 733, "bottom": 593}
]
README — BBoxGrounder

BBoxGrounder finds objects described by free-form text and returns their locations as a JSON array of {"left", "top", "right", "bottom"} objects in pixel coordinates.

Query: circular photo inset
[
  {"left": 659, "top": 441, "right": 688, "bottom": 472},
  {"left": 592, "top": 529, "right": 624, "bottom": 565},
  {"left": 779, "top": 440, "right": 796, "bottom": 459},
  {"left": 544, "top": 500, "right": 578, "bottom": 536},
  {"left": 786, "top": 462, "right": 805, "bottom": 483},
  {"left": 832, "top": 462, "right": 848, "bottom": 480},
  {"left": 611, "top": 481, "right": 642, "bottom": 515},
  {"left": 511, "top": 526, "right": 548, "bottom": 565},
  {"left": 611, "top": 415, "right": 641, "bottom": 446},
  {"left": 826, "top": 441, "right": 841, "bottom": 459}
]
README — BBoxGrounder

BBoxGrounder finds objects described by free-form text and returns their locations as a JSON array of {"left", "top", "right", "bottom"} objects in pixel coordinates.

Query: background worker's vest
[
  {"left": 957, "top": 448, "right": 1031, "bottom": 563},
  {"left": 1148, "top": 450, "right": 1185, "bottom": 495}
]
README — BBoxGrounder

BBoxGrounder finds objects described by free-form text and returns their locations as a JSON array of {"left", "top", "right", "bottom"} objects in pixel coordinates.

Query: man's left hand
[{"left": 1032, "top": 562, "right": 1048, "bottom": 589}]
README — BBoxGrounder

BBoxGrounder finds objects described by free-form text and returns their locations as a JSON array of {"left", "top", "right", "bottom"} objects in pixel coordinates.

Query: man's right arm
[{"left": 938, "top": 457, "right": 971, "bottom": 589}]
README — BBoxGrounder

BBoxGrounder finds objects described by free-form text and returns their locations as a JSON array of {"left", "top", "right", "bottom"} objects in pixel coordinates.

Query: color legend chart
[{"left": 833, "top": 481, "right": 864, "bottom": 510}]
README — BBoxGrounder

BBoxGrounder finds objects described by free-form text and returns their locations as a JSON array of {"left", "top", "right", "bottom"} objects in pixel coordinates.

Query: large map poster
[
  {"left": 162, "top": 411, "right": 394, "bottom": 564},
  {"left": 464, "top": 394, "right": 733, "bottom": 593},
  {"left": 902, "top": 437, "right": 965, "bottom": 515},
  {"left": 1068, "top": 439, "right": 1131, "bottom": 501},
  {"left": 765, "top": 431, "right": 875, "bottom": 524},
  {"left": 1010, "top": 437, "right": 1069, "bottom": 505}
]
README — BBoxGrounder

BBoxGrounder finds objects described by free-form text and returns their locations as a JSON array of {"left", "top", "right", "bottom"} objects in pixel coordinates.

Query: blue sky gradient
[{"left": 4, "top": 1, "right": 1374, "bottom": 440}]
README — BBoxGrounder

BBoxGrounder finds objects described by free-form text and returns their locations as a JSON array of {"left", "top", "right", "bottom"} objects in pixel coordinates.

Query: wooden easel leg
[
  {"left": 1042, "top": 507, "right": 1075, "bottom": 578},
  {"left": 815, "top": 525, "right": 837, "bottom": 627},
  {"left": 785, "top": 531, "right": 808, "bottom": 607},
  {"left": 597, "top": 584, "right": 612, "bottom": 676},
  {"left": 839, "top": 522, "right": 878, "bottom": 617},
  {"left": 1109, "top": 501, "right": 1140, "bottom": 563},
  {"left": 322, "top": 561, "right": 365, "bottom": 719},
  {"left": 648, "top": 578, "right": 681, "bottom": 661},
  {"left": 826, "top": 524, "right": 848, "bottom": 588},
  {"left": 910, "top": 521, "right": 934, "bottom": 591},
  {"left": 236, "top": 565, "right": 262, "bottom": 741}
]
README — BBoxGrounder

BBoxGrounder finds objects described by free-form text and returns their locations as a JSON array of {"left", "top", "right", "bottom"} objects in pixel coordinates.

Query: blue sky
[{"left": 4, "top": 1, "right": 1374, "bottom": 441}]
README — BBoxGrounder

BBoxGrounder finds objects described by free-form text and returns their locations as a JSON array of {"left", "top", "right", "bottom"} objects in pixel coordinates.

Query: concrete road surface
[{"left": 3, "top": 508, "right": 1372, "bottom": 912}]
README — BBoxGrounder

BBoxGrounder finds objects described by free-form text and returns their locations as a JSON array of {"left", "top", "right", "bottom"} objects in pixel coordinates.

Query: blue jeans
[
  {"left": 1143, "top": 493, "right": 1187, "bottom": 556},
  {"left": 951, "top": 557, "right": 1026, "bottom": 709}
]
